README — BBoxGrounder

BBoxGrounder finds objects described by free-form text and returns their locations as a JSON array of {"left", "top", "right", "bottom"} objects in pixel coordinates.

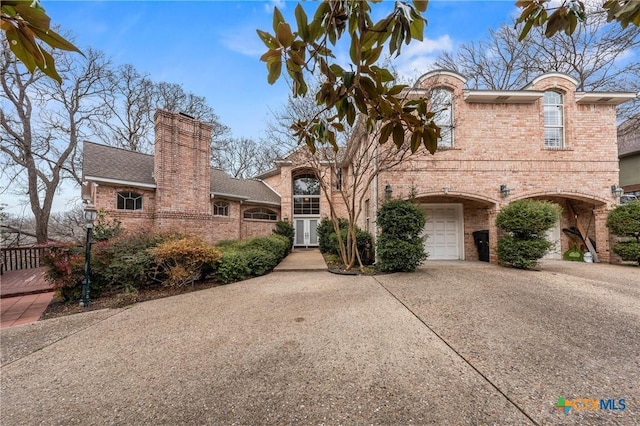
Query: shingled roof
[
  {"left": 83, "top": 142, "right": 280, "bottom": 205},
  {"left": 618, "top": 117, "right": 640, "bottom": 157},
  {"left": 83, "top": 141, "right": 155, "bottom": 186}
]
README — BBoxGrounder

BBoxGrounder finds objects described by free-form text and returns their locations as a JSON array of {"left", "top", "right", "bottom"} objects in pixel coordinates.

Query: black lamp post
[{"left": 80, "top": 204, "right": 97, "bottom": 307}]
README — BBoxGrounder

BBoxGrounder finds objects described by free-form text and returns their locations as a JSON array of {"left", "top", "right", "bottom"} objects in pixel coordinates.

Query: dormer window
[
  {"left": 432, "top": 88, "right": 454, "bottom": 148},
  {"left": 544, "top": 91, "right": 564, "bottom": 148},
  {"left": 117, "top": 191, "right": 142, "bottom": 210}
]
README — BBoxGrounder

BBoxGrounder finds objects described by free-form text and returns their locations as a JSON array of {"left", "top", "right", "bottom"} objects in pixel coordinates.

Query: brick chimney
[{"left": 153, "top": 109, "right": 212, "bottom": 216}]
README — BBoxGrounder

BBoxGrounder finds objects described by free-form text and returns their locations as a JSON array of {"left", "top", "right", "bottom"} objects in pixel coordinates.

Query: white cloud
[
  {"left": 392, "top": 35, "right": 454, "bottom": 80},
  {"left": 222, "top": 27, "right": 268, "bottom": 57}
]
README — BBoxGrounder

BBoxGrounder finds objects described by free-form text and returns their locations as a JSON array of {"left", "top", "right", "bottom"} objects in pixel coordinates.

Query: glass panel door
[{"left": 309, "top": 219, "right": 318, "bottom": 245}]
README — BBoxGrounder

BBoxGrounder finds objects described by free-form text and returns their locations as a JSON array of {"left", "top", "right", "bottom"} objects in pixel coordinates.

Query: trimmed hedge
[
  {"left": 376, "top": 200, "right": 427, "bottom": 272},
  {"left": 607, "top": 200, "right": 640, "bottom": 265},
  {"left": 496, "top": 199, "right": 561, "bottom": 269},
  {"left": 215, "top": 234, "right": 293, "bottom": 283}
]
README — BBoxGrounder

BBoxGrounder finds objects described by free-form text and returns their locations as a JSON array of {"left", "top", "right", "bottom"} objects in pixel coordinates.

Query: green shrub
[
  {"left": 216, "top": 250, "right": 251, "bottom": 284},
  {"left": 376, "top": 199, "right": 426, "bottom": 239},
  {"left": 244, "top": 248, "right": 280, "bottom": 276},
  {"left": 496, "top": 199, "right": 561, "bottom": 238},
  {"left": 242, "top": 235, "right": 290, "bottom": 261},
  {"left": 376, "top": 235, "right": 427, "bottom": 272},
  {"left": 376, "top": 200, "right": 427, "bottom": 272},
  {"left": 273, "top": 221, "right": 295, "bottom": 251},
  {"left": 317, "top": 217, "right": 348, "bottom": 253},
  {"left": 497, "top": 235, "right": 554, "bottom": 269},
  {"left": 496, "top": 199, "right": 561, "bottom": 269},
  {"left": 607, "top": 201, "right": 640, "bottom": 265},
  {"left": 611, "top": 241, "right": 640, "bottom": 263},
  {"left": 92, "top": 209, "right": 122, "bottom": 242},
  {"left": 319, "top": 217, "right": 373, "bottom": 265},
  {"left": 148, "top": 237, "right": 221, "bottom": 287}
]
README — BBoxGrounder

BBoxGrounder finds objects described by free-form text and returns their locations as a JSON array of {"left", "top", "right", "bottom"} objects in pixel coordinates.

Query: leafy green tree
[
  {"left": 606, "top": 200, "right": 640, "bottom": 264},
  {"left": 496, "top": 199, "right": 561, "bottom": 269}
]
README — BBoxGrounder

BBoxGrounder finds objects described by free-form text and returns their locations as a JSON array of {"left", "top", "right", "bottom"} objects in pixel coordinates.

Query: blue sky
[{"left": 44, "top": 0, "right": 518, "bottom": 142}]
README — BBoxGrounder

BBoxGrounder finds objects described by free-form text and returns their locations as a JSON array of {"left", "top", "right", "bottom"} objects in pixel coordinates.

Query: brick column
[
  {"left": 488, "top": 208, "right": 499, "bottom": 264},
  {"left": 594, "top": 205, "right": 612, "bottom": 263}
]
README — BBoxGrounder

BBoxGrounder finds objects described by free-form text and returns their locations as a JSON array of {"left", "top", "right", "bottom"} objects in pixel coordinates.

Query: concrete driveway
[{"left": 1, "top": 261, "right": 638, "bottom": 425}]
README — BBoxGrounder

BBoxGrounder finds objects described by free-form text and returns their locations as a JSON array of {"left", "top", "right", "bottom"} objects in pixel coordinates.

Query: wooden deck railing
[{"left": 0, "top": 246, "right": 47, "bottom": 275}]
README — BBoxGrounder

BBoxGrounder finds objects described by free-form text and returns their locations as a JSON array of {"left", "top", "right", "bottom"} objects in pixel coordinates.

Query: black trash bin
[{"left": 472, "top": 230, "right": 490, "bottom": 262}]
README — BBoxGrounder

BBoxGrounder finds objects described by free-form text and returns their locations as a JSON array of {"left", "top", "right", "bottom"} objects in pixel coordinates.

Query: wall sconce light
[
  {"left": 385, "top": 183, "right": 392, "bottom": 201},
  {"left": 500, "top": 184, "right": 511, "bottom": 198},
  {"left": 611, "top": 185, "right": 624, "bottom": 198},
  {"left": 443, "top": 186, "right": 449, "bottom": 195}
]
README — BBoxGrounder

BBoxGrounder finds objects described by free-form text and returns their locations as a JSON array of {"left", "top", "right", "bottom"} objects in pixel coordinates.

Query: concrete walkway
[
  {"left": 1, "top": 260, "right": 637, "bottom": 424},
  {"left": 273, "top": 248, "right": 327, "bottom": 272}
]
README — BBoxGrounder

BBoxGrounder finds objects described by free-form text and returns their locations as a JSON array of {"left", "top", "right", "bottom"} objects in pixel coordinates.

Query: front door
[{"left": 295, "top": 218, "right": 319, "bottom": 247}]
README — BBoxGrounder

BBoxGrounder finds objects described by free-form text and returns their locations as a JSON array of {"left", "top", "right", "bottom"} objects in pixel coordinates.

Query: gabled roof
[
  {"left": 83, "top": 142, "right": 280, "bottom": 205},
  {"left": 83, "top": 141, "right": 155, "bottom": 187}
]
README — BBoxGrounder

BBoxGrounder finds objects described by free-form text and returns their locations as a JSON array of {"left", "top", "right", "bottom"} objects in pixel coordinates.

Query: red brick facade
[{"left": 86, "top": 72, "right": 632, "bottom": 262}]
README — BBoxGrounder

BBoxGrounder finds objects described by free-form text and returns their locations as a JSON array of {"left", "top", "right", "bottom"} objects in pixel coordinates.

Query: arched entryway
[
  {"left": 292, "top": 173, "right": 321, "bottom": 247},
  {"left": 413, "top": 192, "right": 498, "bottom": 261}
]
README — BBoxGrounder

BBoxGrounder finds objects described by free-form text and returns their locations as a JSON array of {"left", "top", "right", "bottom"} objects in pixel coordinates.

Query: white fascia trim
[
  {"left": 85, "top": 176, "right": 156, "bottom": 189},
  {"left": 211, "top": 192, "right": 250, "bottom": 201},
  {"left": 464, "top": 90, "right": 543, "bottom": 103},
  {"left": 575, "top": 92, "right": 638, "bottom": 105}
]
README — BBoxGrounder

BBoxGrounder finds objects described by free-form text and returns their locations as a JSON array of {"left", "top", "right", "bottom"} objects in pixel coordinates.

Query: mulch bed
[{"left": 40, "top": 279, "right": 223, "bottom": 321}]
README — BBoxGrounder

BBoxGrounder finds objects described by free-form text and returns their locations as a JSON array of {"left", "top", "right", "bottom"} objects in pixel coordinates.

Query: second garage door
[{"left": 422, "top": 204, "right": 464, "bottom": 260}]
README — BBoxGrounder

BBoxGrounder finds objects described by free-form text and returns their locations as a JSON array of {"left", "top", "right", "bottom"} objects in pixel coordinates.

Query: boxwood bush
[
  {"left": 376, "top": 200, "right": 427, "bottom": 272},
  {"left": 215, "top": 234, "right": 293, "bottom": 283},
  {"left": 496, "top": 199, "right": 561, "bottom": 269},
  {"left": 607, "top": 200, "right": 640, "bottom": 265}
]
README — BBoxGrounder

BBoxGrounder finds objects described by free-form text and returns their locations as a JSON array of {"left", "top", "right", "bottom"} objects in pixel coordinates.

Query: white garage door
[{"left": 423, "top": 204, "right": 463, "bottom": 260}]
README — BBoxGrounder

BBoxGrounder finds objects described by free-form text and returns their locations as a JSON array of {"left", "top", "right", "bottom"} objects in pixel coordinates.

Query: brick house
[
  {"left": 83, "top": 71, "right": 635, "bottom": 263},
  {"left": 82, "top": 110, "right": 281, "bottom": 244}
]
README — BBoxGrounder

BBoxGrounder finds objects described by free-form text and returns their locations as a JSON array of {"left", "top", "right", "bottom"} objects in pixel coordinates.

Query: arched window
[
  {"left": 117, "top": 191, "right": 142, "bottom": 210},
  {"left": 293, "top": 174, "right": 320, "bottom": 215},
  {"left": 544, "top": 91, "right": 564, "bottom": 148},
  {"left": 243, "top": 207, "right": 278, "bottom": 221},
  {"left": 432, "top": 88, "right": 454, "bottom": 148},
  {"left": 213, "top": 201, "right": 229, "bottom": 216}
]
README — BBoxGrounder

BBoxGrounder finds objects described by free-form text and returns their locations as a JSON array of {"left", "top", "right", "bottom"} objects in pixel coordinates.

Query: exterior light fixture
[
  {"left": 443, "top": 186, "right": 449, "bottom": 195},
  {"left": 80, "top": 204, "right": 98, "bottom": 307},
  {"left": 500, "top": 184, "right": 511, "bottom": 198},
  {"left": 385, "top": 183, "right": 392, "bottom": 201},
  {"left": 611, "top": 185, "right": 624, "bottom": 198}
]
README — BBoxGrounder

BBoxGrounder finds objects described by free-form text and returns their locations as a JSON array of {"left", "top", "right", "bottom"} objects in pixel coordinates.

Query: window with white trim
[
  {"left": 213, "top": 201, "right": 229, "bottom": 216},
  {"left": 243, "top": 208, "right": 278, "bottom": 221},
  {"left": 117, "top": 191, "right": 142, "bottom": 210},
  {"left": 432, "top": 88, "right": 454, "bottom": 148},
  {"left": 544, "top": 91, "right": 564, "bottom": 148},
  {"left": 293, "top": 174, "right": 320, "bottom": 215}
]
